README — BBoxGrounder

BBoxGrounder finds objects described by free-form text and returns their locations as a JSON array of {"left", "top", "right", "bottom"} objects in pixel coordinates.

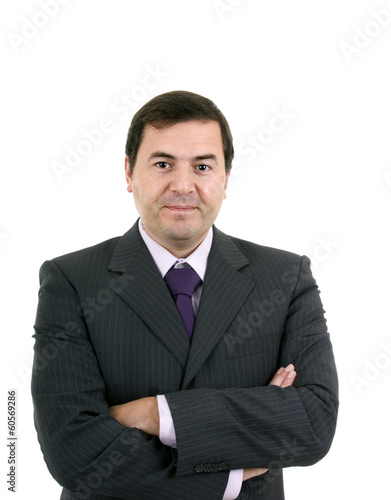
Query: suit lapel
[
  {"left": 108, "top": 222, "right": 190, "bottom": 369},
  {"left": 181, "top": 227, "right": 254, "bottom": 389}
]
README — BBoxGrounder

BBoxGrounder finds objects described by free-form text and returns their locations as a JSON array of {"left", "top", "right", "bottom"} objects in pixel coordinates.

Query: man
[{"left": 32, "top": 91, "right": 338, "bottom": 499}]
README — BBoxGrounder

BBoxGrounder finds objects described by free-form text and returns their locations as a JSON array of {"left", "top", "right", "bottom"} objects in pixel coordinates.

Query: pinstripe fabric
[{"left": 31, "top": 221, "right": 338, "bottom": 499}]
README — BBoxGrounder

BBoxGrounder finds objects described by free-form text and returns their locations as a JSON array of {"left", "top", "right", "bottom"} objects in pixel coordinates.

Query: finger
[
  {"left": 280, "top": 370, "right": 296, "bottom": 388},
  {"left": 243, "top": 468, "right": 269, "bottom": 481},
  {"left": 268, "top": 367, "right": 286, "bottom": 386},
  {"left": 269, "top": 365, "right": 295, "bottom": 387}
]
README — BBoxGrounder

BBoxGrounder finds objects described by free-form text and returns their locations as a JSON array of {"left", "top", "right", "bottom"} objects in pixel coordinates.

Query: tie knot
[{"left": 164, "top": 265, "right": 201, "bottom": 298}]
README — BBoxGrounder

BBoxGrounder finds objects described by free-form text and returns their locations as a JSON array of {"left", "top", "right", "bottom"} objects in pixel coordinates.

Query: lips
[{"left": 165, "top": 206, "right": 196, "bottom": 211}]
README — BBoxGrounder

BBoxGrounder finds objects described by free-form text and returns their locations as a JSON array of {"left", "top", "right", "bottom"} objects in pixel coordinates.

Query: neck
[
  {"left": 153, "top": 234, "right": 206, "bottom": 259},
  {"left": 140, "top": 222, "right": 209, "bottom": 259},
  {"left": 164, "top": 242, "right": 203, "bottom": 259}
]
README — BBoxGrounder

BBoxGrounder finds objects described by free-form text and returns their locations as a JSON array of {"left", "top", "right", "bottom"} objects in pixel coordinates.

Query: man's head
[
  {"left": 125, "top": 90, "right": 234, "bottom": 175},
  {"left": 124, "top": 91, "right": 234, "bottom": 257}
]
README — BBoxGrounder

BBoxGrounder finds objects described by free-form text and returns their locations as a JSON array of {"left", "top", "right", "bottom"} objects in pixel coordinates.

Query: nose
[{"left": 169, "top": 164, "right": 195, "bottom": 195}]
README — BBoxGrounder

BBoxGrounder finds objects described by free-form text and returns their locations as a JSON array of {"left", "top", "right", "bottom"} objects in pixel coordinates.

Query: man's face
[{"left": 125, "top": 120, "right": 229, "bottom": 255}]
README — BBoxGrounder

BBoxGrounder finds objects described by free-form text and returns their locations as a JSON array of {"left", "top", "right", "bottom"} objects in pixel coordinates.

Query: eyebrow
[{"left": 148, "top": 151, "right": 218, "bottom": 162}]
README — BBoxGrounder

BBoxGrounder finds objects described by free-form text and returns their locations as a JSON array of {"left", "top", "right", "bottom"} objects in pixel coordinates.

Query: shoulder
[
  {"left": 215, "top": 228, "right": 310, "bottom": 286},
  {"left": 213, "top": 226, "right": 303, "bottom": 268},
  {"left": 39, "top": 222, "right": 142, "bottom": 288},
  {"left": 223, "top": 233, "right": 312, "bottom": 291},
  {"left": 230, "top": 235, "right": 302, "bottom": 265},
  {"left": 37, "top": 237, "right": 122, "bottom": 290},
  {"left": 45, "top": 222, "right": 141, "bottom": 275},
  {"left": 51, "top": 236, "right": 121, "bottom": 271}
]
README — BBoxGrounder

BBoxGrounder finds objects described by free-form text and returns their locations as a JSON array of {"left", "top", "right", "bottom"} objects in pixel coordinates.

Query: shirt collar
[{"left": 138, "top": 219, "right": 213, "bottom": 280}]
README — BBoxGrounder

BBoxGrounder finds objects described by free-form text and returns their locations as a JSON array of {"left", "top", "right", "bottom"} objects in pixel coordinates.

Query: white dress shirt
[{"left": 138, "top": 220, "right": 243, "bottom": 500}]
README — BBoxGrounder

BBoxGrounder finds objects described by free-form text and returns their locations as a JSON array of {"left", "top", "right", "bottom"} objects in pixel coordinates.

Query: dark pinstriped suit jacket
[{"left": 32, "top": 221, "right": 338, "bottom": 499}]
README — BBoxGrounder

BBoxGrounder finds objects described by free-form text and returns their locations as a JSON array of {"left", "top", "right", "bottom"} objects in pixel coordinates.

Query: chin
[{"left": 165, "top": 228, "right": 196, "bottom": 242}]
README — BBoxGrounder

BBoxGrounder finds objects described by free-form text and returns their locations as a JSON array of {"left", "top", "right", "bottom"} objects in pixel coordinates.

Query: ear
[
  {"left": 223, "top": 170, "right": 231, "bottom": 199},
  {"left": 125, "top": 156, "right": 133, "bottom": 193}
]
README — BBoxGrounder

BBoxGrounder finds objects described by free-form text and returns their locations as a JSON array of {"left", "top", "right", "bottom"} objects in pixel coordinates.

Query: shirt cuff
[
  {"left": 157, "top": 394, "right": 177, "bottom": 448},
  {"left": 223, "top": 469, "right": 243, "bottom": 500}
]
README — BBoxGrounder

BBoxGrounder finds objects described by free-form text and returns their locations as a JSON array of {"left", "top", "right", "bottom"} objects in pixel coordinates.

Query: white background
[{"left": 1, "top": 1, "right": 391, "bottom": 498}]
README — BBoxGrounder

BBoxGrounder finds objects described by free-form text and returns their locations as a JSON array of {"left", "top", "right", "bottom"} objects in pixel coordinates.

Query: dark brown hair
[{"left": 125, "top": 90, "right": 234, "bottom": 174}]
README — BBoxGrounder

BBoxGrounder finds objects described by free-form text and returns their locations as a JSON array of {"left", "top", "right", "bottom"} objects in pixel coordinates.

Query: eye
[
  {"left": 195, "top": 164, "right": 211, "bottom": 172},
  {"left": 155, "top": 161, "right": 171, "bottom": 169}
]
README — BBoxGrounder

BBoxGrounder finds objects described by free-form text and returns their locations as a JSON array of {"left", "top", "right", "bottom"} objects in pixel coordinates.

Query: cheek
[
  {"left": 202, "top": 182, "right": 227, "bottom": 206},
  {"left": 134, "top": 182, "right": 164, "bottom": 211}
]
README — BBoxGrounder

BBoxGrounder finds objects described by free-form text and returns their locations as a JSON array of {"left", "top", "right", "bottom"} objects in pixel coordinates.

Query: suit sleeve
[
  {"left": 165, "top": 256, "right": 339, "bottom": 476},
  {"left": 31, "top": 260, "right": 229, "bottom": 499}
]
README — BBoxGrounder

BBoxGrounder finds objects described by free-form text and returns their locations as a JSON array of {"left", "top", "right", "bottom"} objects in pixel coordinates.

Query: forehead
[{"left": 138, "top": 120, "right": 224, "bottom": 156}]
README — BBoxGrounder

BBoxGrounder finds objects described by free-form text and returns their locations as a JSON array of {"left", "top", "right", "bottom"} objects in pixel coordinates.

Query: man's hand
[
  {"left": 109, "top": 396, "right": 159, "bottom": 436},
  {"left": 268, "top": 363, "right": 297, "bottom": 388},
  {"left": 242, "top": 364, "right": 297, "bottom": 482}
]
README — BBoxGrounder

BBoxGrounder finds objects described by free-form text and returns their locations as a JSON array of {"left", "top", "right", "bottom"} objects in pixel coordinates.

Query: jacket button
[{"left": 194, "top": 462, "right": 228, "bottom": 473}]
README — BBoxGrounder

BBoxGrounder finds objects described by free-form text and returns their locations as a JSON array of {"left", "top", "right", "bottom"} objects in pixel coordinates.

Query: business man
[{"left": 32, "top": 90, "right": 338, "bottom": 499}]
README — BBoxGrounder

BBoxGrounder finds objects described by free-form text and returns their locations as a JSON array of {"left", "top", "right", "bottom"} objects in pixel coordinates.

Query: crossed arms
[{"left": 109, "top": 364, "right": 297, "bottom": 485}]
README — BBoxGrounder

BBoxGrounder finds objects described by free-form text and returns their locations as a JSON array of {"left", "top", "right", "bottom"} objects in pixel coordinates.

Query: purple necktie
[{"left": 164, "top": 264, "right": 202, "bottom": 339}]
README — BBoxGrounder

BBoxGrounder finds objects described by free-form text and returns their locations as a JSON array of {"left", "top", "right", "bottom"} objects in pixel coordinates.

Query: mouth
[{"left": 165, "top": 206, "right": 197, "bottom": 212}]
